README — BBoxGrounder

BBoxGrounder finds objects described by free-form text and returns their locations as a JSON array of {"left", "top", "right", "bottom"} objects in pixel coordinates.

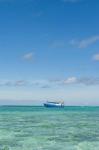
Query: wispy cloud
[
  {"left": 15, "top": 80, "right": 27, "bottom": 86},
  {"left": 63, "top": 77, "right": 99, "bottom": 86},
  {"left": 93, "top": 53, "right": 99, "bottom": 61},
  {"left": 77, "top": 77, "right": 99, "bottom": 85},
  {"left": 49, "top": 77, "right": 99, "bottom": 86},
  {"left": 50, "top": 77, "right": 99, "bottom": 86},
  {"left": 0, "top": 80, "right": 27, "bottom": 86},
  {"left": 64, "top": 77, "right": 77, "bottom": 84},
  {"left": 31, "top": 80, "right": 51, "bottom": 88},
  {"left": 70, "top": 36, "right": 99, "bottom": 48},
  {"left": 0, "top": 80, "right": 12, "bottom": 86},
  {"left": 22, "top": 52, "right": 34, "bottom": 61},
  {"left": 0, "top": 77, "right": 99, "bottom": 88}
]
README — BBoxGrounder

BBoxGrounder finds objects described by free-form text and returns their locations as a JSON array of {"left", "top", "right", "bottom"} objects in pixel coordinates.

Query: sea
[{"left": 0, "top": 106, "right": 99, "bottom": 150}]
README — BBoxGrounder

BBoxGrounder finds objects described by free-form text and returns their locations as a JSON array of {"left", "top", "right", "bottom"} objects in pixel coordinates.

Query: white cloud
[
  {"left": 23, "top": 52, "right": 34, "bottom": 61},
  {"left": 70, "top": 36, "right": 99, "bottom": 48},
  {"left": 49, "top": 77, "right": 99, "bottom": 86},
  {"left": 64, "top": 77, "right": 77, "bottom": 84},
  {"left": 62, "top": 77, "right": 99, "bottom": 86},
  {"left": 93, "top": 54, "right": 99, "bottom": 61}
]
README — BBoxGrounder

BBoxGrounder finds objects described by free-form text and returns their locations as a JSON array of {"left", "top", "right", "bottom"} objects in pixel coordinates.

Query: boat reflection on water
[{"left": 44, "top": 101, "right": 64, "bottom": 108}]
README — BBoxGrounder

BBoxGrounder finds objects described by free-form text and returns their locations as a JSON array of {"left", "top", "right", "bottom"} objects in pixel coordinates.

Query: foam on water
[{"left": 0, "top": 106, "right": 99, "bottom": 150}]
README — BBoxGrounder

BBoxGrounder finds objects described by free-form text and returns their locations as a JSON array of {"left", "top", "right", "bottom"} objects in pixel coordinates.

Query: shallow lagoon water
[{"left": 0, "top": 106, "right": 99, "bottom": 150}]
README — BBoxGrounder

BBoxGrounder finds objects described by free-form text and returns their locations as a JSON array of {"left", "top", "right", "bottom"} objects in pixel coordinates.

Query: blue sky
[{"left": 0, "top": 0, "right": 99, "bottom": 105}]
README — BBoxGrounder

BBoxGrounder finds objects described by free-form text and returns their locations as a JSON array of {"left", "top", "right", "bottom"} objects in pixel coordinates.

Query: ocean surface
[{"left": 0, "top": 106, "right": 99, "bottom": 150}]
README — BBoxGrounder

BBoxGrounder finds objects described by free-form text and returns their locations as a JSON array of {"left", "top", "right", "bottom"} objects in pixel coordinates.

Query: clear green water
[{"left": 0, "top": 106, "right": 99, "bottom": 150}]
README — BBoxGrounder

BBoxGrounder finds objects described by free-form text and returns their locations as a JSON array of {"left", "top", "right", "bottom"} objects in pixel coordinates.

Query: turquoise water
[{"left": 0, "top": 106, "right": 99, "bottom": 150}]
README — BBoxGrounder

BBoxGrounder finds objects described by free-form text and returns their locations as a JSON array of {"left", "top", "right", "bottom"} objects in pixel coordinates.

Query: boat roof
[{"left": 47, "top": 101, "right": 64, "bottom": 104}]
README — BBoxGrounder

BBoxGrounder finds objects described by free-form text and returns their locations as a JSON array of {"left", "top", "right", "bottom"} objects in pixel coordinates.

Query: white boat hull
[{"left": 44, "top": 102, "right": 64, "bottom": 107}]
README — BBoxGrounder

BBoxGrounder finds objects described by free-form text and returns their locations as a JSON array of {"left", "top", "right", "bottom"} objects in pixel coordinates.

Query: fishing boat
[{"left": 44, "top": 101, "right": 64, "bottom": 108}]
